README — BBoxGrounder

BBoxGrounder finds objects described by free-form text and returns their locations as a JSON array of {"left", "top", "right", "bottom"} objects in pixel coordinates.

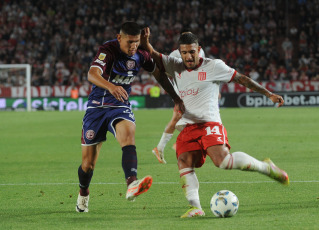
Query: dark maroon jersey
[{"left": 87, "top": 39, "right": 155, "bottom": 108}]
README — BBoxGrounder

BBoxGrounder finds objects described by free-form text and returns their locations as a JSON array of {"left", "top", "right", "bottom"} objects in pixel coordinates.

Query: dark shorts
[{"left": 81, "top": 107, "right": 135, "bottom": 145}]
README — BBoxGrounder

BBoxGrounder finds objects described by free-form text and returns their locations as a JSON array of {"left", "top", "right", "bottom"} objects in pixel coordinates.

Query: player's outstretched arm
[
  {"left": 141, "top": 27, "right": 164, "bottom": 71},
  {"left": 152, "top": 67, "right": 185, "bottom": 113},
  {"left": 141, "top": 27, "right": 185, "bottom": 113},
  {"left": 88, "top": 67, "right": 128, "bottom": 102},
  {"left": 233, "top": 72, "right": 284, "bottom": 107}
]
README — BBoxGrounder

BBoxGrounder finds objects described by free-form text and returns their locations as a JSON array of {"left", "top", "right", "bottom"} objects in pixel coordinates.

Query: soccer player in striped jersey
[{"left": 141, "top": 28, "right": 289, "bottom": 218}]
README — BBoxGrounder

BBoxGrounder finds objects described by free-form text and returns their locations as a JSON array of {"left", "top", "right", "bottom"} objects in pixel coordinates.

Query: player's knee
[
  {"left": 172, "top": 113, "right": 182, "bottom": 122},
  {"left": 119, "top": 135, "right": 135, "bottom": 147},
  {"left": 116, "top": 128, "right": 135, "bottom": 146},
  {"left": 81, "top": 162, "right": 95, "bottom": 172},
  {"left": 177, "top": 155, "right": 191, "bottom": 169}
]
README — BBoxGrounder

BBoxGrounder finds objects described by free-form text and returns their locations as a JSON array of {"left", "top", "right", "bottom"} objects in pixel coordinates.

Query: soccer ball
[{"left": 210, "top": 190, "right": 239, "bottom": 218}]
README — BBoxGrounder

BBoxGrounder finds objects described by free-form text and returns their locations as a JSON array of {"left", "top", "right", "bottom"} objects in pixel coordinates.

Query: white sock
[
  {"left": 179, "top": 168, "right": 201, "bottom": 209},
  {"left": 157, "top": 132, "right": 173, "bottom": 151},
  {"left": 220, "top": 151, "right": 269, "bottom": 175}
]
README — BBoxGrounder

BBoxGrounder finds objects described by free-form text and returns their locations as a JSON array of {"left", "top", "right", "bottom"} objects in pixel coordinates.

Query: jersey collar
[{"left": 186, "top": 58, "right": 203, "bottom": 72}]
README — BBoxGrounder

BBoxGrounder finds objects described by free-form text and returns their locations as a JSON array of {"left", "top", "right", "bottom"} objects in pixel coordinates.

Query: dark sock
[
  {"left": 122, "top": 145, "right": 137, "bottom": 185},
  {"left": 78, "top": 165, "right": 93, "bottom": 196}
]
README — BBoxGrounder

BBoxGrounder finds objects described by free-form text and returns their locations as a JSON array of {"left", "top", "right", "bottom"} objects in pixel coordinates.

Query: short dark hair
[
  {"left": 178, "top": 33, "right": 199, "bottom": 45},
  {"left": 120, "top": 21, "right": 141, "bottom": 36}
]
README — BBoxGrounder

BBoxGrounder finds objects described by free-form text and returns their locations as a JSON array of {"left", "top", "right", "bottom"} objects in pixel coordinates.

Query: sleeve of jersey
[
  {"left": 160, "top": 54, "right": 178, "bottom": 77},
  {"left": 141, "top": 50, "right": 156, "bottom": 73},
  {"left": 90, "top": 47, "right": 111, "bottom": 74},
  {"left": 210, "top": 59, "right": 237, "bottom": 83}
]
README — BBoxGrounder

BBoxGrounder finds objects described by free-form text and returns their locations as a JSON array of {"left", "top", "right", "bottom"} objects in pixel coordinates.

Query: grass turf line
[{"left": 0, "top": 108, "right": 318, "bottom": 230}]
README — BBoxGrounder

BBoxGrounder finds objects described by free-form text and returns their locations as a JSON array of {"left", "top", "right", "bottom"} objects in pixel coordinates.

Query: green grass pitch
[{"left": 0, "top": 107, "right": 318, "bottom": 230}]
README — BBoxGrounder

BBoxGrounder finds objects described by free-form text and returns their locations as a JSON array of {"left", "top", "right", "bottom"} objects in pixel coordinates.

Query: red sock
[
  {"left": 126, "top": 176, "right": 137, "bottom": 187},
  {"left": 80, "top": 188, "right": 89, "bottom": 196}
]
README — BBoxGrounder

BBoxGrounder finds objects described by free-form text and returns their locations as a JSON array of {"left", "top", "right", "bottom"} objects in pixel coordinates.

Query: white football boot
[
  {"left": 76, "top": 194, "right": 89, "bottom": 212},
  {"left": 152, "top": 147, "right": 167, "bottom": 164},
  {"left": 126, "top": 176, "right": 153, "bottom": 201},
  {"left": 181, "top": 206, "right": 205, "bottom": 218}
]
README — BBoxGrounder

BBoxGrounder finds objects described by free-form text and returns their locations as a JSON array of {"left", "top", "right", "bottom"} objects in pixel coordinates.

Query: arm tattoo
[{"left": 233, "top": 73, "right": 272, "bottom": 97}]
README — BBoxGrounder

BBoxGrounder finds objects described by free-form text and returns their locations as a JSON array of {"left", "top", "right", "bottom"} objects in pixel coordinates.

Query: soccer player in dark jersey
[{"left": 76, "top": 22, "right": 184, "bottom": 212}]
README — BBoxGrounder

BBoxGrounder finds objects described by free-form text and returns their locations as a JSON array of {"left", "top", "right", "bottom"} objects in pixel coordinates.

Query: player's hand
[
  {"left": 141, "top": 27, "right": 150, "bottom": 39},
  {"left": 174, "top": 98, "right": 185, "bottom": 114},
  {"left": 269, "top": 94, "right": 284, "bottom": 107},
  {"left": 108, "top": 85, "right": 128, "bottom": 102},
  {"left": 141, "top": 27, "right": 152, "bottom": 53}
]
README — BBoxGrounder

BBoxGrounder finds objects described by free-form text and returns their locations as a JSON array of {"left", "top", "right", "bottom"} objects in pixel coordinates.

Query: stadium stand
[{"left": 0, "top": 0, "right": 318, "bottom": 87}]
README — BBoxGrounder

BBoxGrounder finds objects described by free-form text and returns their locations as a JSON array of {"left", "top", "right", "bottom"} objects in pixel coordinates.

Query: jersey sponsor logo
[
  {"left": 112, "top": 75, "right": 136, "bottom": 84},
  {"left": 98, "top": 53, "right": 106, "bottom": 60},
  {"left": 85, "top": 130, "right": 95, "bottom": 140},
  {"left": 179, "top": 88, "right": 199, "bottom": 99},
  {"left": 94, "top": 59, "right": 106, "bottom": 66},
  {"left": 126, "top": 60, "right": 135, "bottom": 70},
  {"left": 198, "top": 72, "right": 206, "bottom": 81}
]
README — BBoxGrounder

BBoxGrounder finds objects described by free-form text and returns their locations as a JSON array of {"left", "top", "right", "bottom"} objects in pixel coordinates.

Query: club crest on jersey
[
  {"left": 86, "top": 130, "right": 95, "bottom": 140},
  {"left": 98, "top": 53, "right": 106, "bottom": 60},
  {"left": 198, "top": 72, "right": 206, "bottom": 81},
  {"left": 126, "top": 60, "right": 135, "bottom": 70}
]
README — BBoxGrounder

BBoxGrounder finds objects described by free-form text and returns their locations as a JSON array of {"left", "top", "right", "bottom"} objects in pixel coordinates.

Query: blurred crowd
[{"left": 0, "top": 0, "right": 318, "bottom": 87}]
